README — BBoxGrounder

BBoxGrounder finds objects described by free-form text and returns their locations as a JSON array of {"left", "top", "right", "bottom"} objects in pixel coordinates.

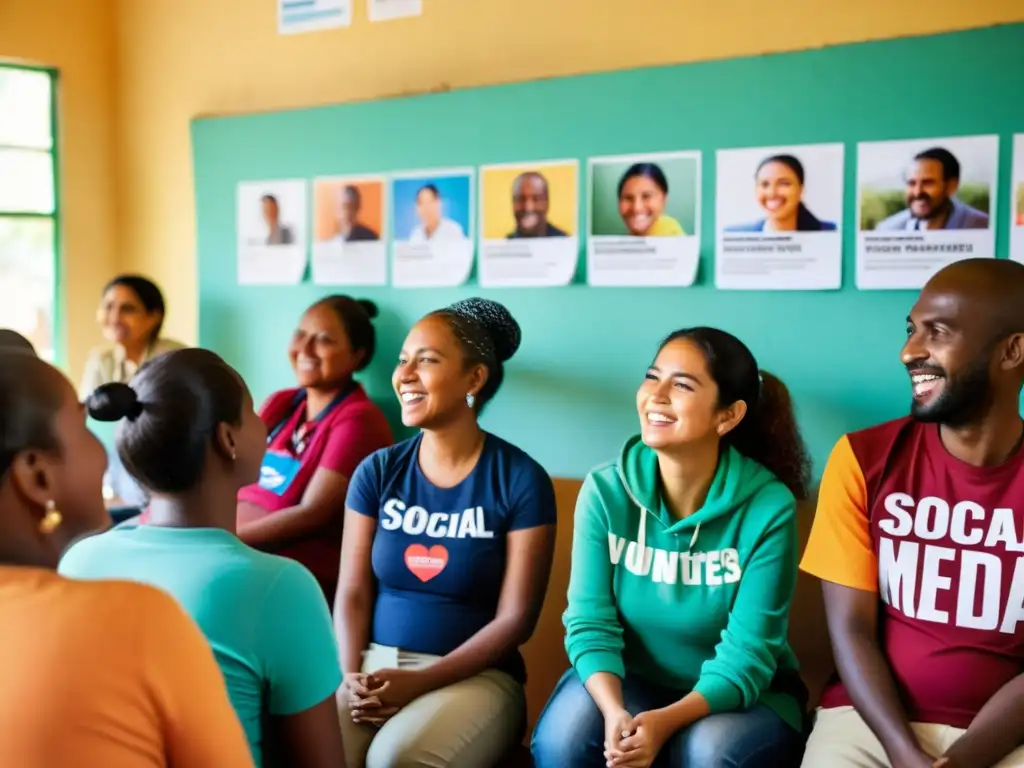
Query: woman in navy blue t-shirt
[{"left": 335, "top": 298, "right": 557, "bottom": 768}]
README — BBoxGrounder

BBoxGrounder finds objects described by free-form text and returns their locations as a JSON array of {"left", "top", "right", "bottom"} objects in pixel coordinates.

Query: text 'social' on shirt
[{"left": 345, "top": 433, "right": 557, "bottom": 683}]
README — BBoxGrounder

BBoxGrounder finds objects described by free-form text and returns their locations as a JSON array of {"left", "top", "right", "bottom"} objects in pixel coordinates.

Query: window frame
[{"left": 0, "top": 62, "right": 62, "bottom": 364}]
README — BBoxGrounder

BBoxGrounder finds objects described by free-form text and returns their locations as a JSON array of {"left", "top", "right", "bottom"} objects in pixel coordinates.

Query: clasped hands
[
  {"left": 603, "top": 707, "right": 676, "bottom": 768},
  {"left": 341, "top": 668, "right": 429, "bottom": 726}
]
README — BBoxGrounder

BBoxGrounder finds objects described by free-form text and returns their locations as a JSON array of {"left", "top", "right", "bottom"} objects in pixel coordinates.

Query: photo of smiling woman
[
  {"left": 588, "top": 151, "right": 701, "bottom": 287},
  {"left": 715, "top": 143, "right": 845, "bottom": 290},
  {"left": 617, "top": 163, "right": 685, "bottom": 236},
  {"left": 724, "top": 155, "right": 837, "bottom": 232}
]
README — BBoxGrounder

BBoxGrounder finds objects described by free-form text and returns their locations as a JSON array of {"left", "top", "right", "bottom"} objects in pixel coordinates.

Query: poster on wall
[
  {"left": 236, "top": 180, "right": 308, "bottom": 286},
  {"left": 1010, "top": 134, "right": 1024, "bottom": 264},
  {"left": 390, "top": 168, "right": 474, "bottom": 288},
  {"left": 855, "top": 134, "right": 998, "bottom": 290},
  {"left": 278, "top": 0, "right": 352, "bottom": 34},
  {"left": 367, "top": 0, "right": 422, "bottom": 22},
  {"left": 715, "top": 143, "right": 844, "bottom": 290},
  {"left": 477, "top": 160, "right": 579, "bottom": 287},
  {"left": 587, "top": 151, "right": 701, "bottom": 287},
  {"left": 311, "top": 176, "right": 387, "bottom": 285}
]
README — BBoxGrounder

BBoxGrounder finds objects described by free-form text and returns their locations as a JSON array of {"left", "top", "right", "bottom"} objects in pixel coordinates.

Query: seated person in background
[
  {"left": 0, "top": 328, "right": 35, "bottom": 353},
  {"left": 335, "top": 298, "right": 557, "bottom": 768},
  {"left": 79, "top": 274, "right": 185, "bottom": 399},
  {"left": 59, "top": 349, "right": 344, "bottom": 768},
  {"left": 532, "top": 328, "right": 810, "bottom": 768},
  {"left": 236, "top": 296, "right": 394, "bottom": 601},
  {"left": 0, "top": 351, "right": 253, "bottom": 767},
  {"left": 800, "top": 258, "right": 1024, "bottom": 768}
]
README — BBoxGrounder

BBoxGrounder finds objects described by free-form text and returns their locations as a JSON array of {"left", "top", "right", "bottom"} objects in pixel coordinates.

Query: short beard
[{"left": 911, "top": 353, "right": 994, "bottom": 427}]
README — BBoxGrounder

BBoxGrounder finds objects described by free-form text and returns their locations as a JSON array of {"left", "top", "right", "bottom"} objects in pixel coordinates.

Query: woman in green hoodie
[{"left": 531, "top": 327, "right": 810, "bottom": 768}]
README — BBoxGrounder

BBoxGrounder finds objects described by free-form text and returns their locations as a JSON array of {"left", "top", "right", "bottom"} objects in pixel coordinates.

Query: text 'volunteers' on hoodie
[{"left": 563, "top": 434, "right": 805, "bottom": 731}]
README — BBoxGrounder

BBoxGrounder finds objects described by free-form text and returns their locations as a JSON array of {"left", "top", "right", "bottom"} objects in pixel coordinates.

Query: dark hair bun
[
  {"left": 356, "top": 299, "right": 379, "bottom": 320},
  {"left": 446, "top": 298, "right": 521, "bottom": 362},
  {"left": 87, "top": 382, "right": 144, "bottom": 423}
]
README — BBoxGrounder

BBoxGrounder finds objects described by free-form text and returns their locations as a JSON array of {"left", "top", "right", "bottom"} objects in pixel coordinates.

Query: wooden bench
[{"left": 503, "top": 478, "right": 833, "bottom": 765}]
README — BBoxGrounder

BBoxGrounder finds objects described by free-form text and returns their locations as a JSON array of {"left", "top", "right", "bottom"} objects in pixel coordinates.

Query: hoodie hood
[{"left": 616, "top": 433, "right": 778, "bottom": 547}]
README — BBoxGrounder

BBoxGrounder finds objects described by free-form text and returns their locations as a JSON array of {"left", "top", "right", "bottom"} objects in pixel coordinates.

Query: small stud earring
[
  {"left": 231, "top": 449, "right": 237, "bottom": 461},
  {"left": 39, "top": 500, "right": 62, "bottom": 535},
  {"left": 465, "top": 393, "right": 476, "bottom": 409}
]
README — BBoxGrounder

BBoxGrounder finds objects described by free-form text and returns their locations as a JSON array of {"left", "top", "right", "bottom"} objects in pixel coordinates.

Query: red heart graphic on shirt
[{"left": 404, "top": 544, "right": 449, "bottom": 582}]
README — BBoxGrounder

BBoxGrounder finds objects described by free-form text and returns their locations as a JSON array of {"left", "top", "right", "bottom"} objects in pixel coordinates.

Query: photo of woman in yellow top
[{"left": 617, "top": 163, "right": 685, "bottom": 237}]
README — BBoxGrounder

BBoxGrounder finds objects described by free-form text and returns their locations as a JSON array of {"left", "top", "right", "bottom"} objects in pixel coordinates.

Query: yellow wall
[
  {"left": 0, "top": 0, "right": 117, "bottom": 380},
  {"left": 10, "top": 0, "right": 1024, "bottom": 373}
]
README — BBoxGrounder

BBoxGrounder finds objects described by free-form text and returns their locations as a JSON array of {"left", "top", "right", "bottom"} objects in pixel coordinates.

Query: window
[{"left": 0, "top": 65, "right": 58, "bottom": 360}]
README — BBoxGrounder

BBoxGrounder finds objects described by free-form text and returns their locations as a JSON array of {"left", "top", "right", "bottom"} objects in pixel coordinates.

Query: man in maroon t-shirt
[{"left": 802, "top": 258, "right": 1024, "bottom": 768}]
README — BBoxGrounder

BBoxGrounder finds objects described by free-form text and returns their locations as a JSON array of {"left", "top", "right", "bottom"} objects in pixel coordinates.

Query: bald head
[
  {"left": 924, "top": 258, "right": 1024, "bottom": 339},
  {"left": 0, "top": 329, "right": 35, "bottom": 354}
]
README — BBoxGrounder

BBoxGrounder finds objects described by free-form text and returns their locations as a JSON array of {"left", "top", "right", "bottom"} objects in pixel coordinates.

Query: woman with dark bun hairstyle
[
  {"left": 0, "top": 351, "right": 253, "bottom": 767},
  {"left": 59, "top": 348, "right": 344, "bottom": 768},
  {"left": 335, "top": 298, "right": 557, "bottom": 768},
  {"left": 236, "top": 295, "right": 394, "bottom": 601},
  {"left": 532, "top": 327, "right": 809, "bottom": 768}
]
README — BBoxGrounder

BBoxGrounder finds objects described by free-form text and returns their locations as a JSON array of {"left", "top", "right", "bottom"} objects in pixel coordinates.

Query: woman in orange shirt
[{"left": 0, "top": 348, "right": 254, "bottom": 768}]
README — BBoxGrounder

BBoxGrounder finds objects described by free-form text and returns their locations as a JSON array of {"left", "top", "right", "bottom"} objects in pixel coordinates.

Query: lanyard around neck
[{"left": 266, "top": 383, "right": 355, "bottom": 445}]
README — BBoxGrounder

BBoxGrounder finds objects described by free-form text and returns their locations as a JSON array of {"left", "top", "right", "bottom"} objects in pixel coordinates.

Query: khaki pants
[
  {"left": 802, "top": 706, "right": 1024, "bottom": 767},
  {"left": 338, "top": 644, "right": 524, "bottom": 768}
]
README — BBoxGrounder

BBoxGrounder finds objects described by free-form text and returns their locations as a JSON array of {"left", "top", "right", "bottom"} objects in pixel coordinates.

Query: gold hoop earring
[{"left": 39, "top": 501, "right": 62, "bottom": 535}]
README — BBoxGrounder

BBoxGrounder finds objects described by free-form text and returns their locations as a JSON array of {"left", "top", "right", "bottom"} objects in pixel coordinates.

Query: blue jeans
[{"left": 531, "top": 669, "right": 805, "bottom": 768}]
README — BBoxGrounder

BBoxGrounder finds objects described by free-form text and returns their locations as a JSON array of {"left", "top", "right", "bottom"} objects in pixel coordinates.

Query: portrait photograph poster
[
  {"left": 478, "top": 160, "right": 579, "bottom": 288},
  {"left": 715, "top": 143, "right": 844, "bottom": 291},
  {"left": 1011, "top": 134, "right": 1024, "bottom": 265},
  {"left": 311, "top": 176, "right": 387, "bottom": 286},
  {"left": 855, "top": 134, "right": 999, "bottom": 290},
  {"left": 236, "top": 179, "right": 308, "bottom": 286},
  {"left": 587, "top": 151, "right": 701, "bottom": 287},
  {"left": 389, "top": 168, "right": 474, "bottom": 288}
]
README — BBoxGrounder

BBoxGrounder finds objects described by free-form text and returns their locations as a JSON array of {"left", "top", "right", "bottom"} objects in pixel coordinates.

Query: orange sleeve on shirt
[
  {"left": 800, "top": 434, "right": 877, "bottom": 593},
  {"left": 143, "top": 591, "right": 256, "bottom": 768}
]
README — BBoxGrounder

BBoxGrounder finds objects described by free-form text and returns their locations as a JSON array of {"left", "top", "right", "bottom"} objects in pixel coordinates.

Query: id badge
[{"left": 258, "top": 451, "right": 302, "bottom": 496}]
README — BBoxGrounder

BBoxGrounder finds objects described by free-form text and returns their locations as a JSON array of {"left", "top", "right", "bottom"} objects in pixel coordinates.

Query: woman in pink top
[{"left": 237, "top": 296, "right": 394, "bottom": 601}]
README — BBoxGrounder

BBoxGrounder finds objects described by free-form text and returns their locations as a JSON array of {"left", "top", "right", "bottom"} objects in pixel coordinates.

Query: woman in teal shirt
[
  {"left": 532, "top": 327, "right": 810, "bottom": 768},
  {"left": 59, "top": 348, "right": 344, "bottom": 768}
]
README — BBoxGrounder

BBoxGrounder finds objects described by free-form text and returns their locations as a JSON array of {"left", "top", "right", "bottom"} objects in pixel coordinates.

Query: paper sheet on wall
[
  {"left": 311, "top": 176, "right": 388, "bottom": 285},
  {"left": 478, "top": 160, "right": 579, "bottom": 287},
  {"left": 367, "top": 0, "right": 422, "bottom": 22},
  {"left": 715, "top": 143, "right": 845, "bottom": 290},
  {"left": 389, "top": 168, "right": 474, "bottom": 288},
  {"left": 854, "top": 134, "right": 998, "bottom": 290},
  {"left": 236, "top": 180, "right": 309, "bottom": 285},
  {"left": 278, "top": 0, "right": 352, "bottom": 35}
]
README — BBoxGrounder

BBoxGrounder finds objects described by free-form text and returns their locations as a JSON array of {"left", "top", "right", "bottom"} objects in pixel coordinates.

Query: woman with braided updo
[{"left": 334, "top": 298, "right": 557, "bottom": 768}]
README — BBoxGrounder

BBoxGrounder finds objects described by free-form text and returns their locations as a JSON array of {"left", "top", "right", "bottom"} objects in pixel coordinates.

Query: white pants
[{"left": 802, "top": 706, "right": 1024, "bottom": 767}]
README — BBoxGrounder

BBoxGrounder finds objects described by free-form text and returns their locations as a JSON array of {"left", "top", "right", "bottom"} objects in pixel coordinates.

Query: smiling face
[
  {"left": 755, "top": 160, "right": 802, "bottom": 227},
  {"left": 416, "top": 188, "right": 441, "bottom": 231},
  {"left": 905, "top": 158, "right": 956, "bottom": 220},
  {"left": 512, "top": 174, "right": 550, "bottom": 236},
  {"left": 98, "top": 285, "right": 161, "bottom": 348},
  {"left": 288, "top": 303, "right": 363, "bottom": 390},
  {"left": 902, "top": 285, "right": 998, "bottom": 426},
  {"left": 393, "top": 315, "right": 485, "bottom": 429},
  {"left": 636, "top": 337, "right": 745, "bottom": 451},
  {"left": 618, "top": 174, "right": 667, "bottom": 236}
]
